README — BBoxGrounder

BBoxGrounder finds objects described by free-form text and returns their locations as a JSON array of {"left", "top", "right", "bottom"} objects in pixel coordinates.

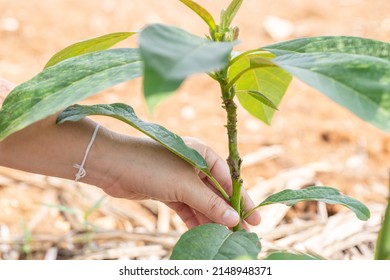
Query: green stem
[
  {"left": 208, "top": 174, "right": 230, "bottom": 201},
  {"left": 210, "top": 16, "right": 244, "bottom": 231},
  {"left": 217, "top": 73, "right": 243, "bottom": 231},
  {"left": 225, "top": 98, "right": 243, "bottom": 232},
  {"left": 375, "top": 177, "right": 390, "bottom": 259},
  {"left": 242, "top": 205, "right": 258, "bottom": 221},
  {"left": 228, "top": 48, "right": 267, "bottom": 68}
]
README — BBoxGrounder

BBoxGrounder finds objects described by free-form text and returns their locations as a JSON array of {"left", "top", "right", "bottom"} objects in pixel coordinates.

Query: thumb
[{"left": 182, "top": 182, "right": 240, "bottom": 228}]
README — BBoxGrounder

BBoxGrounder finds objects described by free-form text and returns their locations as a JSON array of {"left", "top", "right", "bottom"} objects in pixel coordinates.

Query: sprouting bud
[
  {"left": 222, "top": 29, "right": 234, "bottom": 42},
  {"left": 222, "top": 27, "right": 240, "bottom": 42}
]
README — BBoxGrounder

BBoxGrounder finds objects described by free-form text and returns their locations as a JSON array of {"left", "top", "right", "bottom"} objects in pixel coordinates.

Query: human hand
[
  {"left": 95, "top": 132, "right": 261, "bottom": 229},
  {"left": 0, "top": 77, "right": 260, "bottom": 230}
]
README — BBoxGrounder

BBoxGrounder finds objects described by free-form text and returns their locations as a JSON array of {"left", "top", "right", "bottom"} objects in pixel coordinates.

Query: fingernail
[{"left": 222, "top": 209, "right": 240, "bottom": 226}]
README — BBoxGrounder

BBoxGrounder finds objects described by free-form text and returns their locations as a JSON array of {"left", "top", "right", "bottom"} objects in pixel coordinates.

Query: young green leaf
[
  {"left": 220, "top": 0, "right": 243, "bottom": 29},
  {"left": 139, "top": 24, "right": 235, "bottom": 110},
  {"left": 250, "top": 186, "right": 370, "bottom": 221},
  {"left": 44, "top": 32, "right": 136, "bottom": 68},
  {"left": 228, "top": 51, "right": 292, "bottom": 124},
  {"left": 170, "top": 223, "right": 261, "bottom": 260},
  {"left": 57, "top": 103, "right": 229, "bottom": 200},
  {"left": 263, "top": 36, "right": 390, "bottom": 132},
  {"left": 179, "top": 0, "right": 217, "bottom": 32},
  {"left": 375, "top": 195, "right": 390, "bottom": 260},
  {"left": 0, "top": 49, "right": 142, "bottom": 141}
]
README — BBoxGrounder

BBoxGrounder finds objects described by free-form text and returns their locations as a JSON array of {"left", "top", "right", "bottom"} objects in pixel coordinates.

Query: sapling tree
[{"left": 1, "top": 0, "right": 389, "bottom": 259}]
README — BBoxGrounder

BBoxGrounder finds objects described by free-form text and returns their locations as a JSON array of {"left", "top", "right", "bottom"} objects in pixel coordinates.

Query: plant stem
[
  {"left": 217, "top": 70, "right": 243, "bottom": 231},
  {"left": 211, "top": 11, "right": 245, "bottom": 231},
  {"left": 225, "top": 99, "right": 243, "bottom": 232}
]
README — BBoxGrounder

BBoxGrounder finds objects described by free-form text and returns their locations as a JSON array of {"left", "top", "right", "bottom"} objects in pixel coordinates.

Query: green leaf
[
  {"left": 170, "top": 223, "right": 261, "bottom": 260},
  {"left": 263, "top": 36, "right": 390, "bottom": 60},
  {"left": 139, "top": 24, "right": 235, "bottom": 110},
  {"left": 0, "top": 49, "right": 142, "bottom": 141},
  {"left": 264, "top": 36, "right": 390, "bottom": 132},
  {"left": 221, "top": 0, "right": 243, "bottom": 29},
  {"left": 265, "top": 251, "right": 324, "bottom": 260},
  {"left": 375, "top": 195, "right": 390, "bottom": 260},
  {"left": 237, "top": 90, "right": 278, "bottom": 110},
  {"left": 57, "top": 103, "right": 209, "bottom": 173},
  {"left": 179, "top": 0, "right": 216, "bottom": 31},
  {"left": 227, "top": 54, "right": 277, "bottom": 87},
  {"left": 44, "top": 32, "right": 135, "bottom": 68},
  {"left": 228, "top": 51, "right": 292, "bottom": 124},
  {"left": 256, "top": 186, "right": 370, "bottom": 221},
  {"left": 57, "top": 103, "right": 229, "bottom": 200}
]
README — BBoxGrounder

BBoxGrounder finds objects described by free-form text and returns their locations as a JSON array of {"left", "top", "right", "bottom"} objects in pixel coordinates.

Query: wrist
[{"left": 81, "top": 125, "right": 122, "bottom": 190}]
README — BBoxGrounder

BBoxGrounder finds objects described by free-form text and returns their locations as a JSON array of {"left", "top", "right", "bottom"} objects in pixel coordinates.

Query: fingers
[
  {"left": 165, "top": 202, "right": 211, "bottom": 229},
  {"left": 205, "top": 148, "right": 233, "bottom": 195},
  {"left": 181, "top": 179, "right": 240, "bottom": 228},
  {"left": 179, "top": 137, "right": 261, "bottom": 228},
  {"left": 204, "top": 147, "right": 261, "bottom": 226},
  {"left": 169, "top": 177, "right": 259, "bottom": 229},
  {"left": 202, "top": 177, "right": 260, "bottom": 227},
  {"left": 168, "top": 200, "right": 252, "bottom": 232}
]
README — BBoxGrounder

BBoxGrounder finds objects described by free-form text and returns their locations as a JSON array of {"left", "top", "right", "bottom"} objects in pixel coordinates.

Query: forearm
[
  {"left": 0, "top": 78, "right": 113, "bottom": 186},
  {"left": 0, "top": 112, "right": 116, "bottom": 187}
]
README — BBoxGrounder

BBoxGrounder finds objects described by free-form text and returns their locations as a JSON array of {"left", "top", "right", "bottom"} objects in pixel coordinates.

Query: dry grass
[{"left": 0, "top": 150, "right": 386, "bottom": 260}]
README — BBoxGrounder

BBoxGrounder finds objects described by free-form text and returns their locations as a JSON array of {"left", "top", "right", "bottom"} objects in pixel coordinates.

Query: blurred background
[{"left": 0, "top": 0, "right": 389, "bottom": 259}]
